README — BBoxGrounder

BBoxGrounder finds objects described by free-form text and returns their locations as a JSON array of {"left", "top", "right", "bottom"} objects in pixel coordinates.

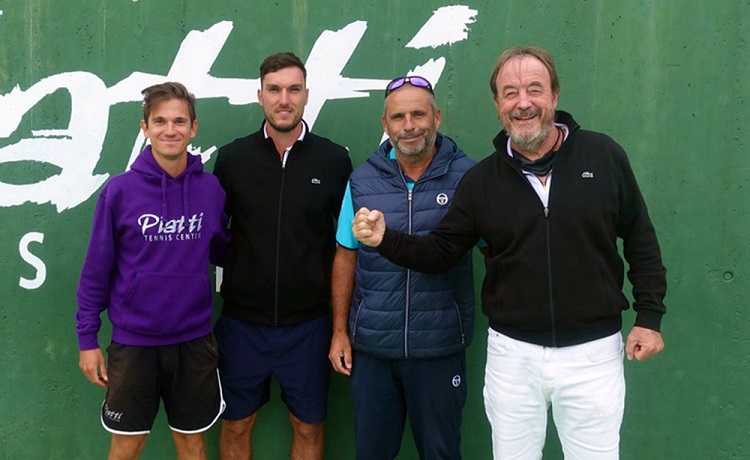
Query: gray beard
[
  {"left": 508, "top": 123, "right": 553, "bottom": 154},
  {"left": 394, "top": 131, "right": 436, "bottom": 158}
]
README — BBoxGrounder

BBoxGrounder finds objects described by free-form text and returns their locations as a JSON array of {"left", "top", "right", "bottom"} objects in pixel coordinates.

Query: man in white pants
[{"left": 352, "top": 45, "right": 667, "bottom": 459}]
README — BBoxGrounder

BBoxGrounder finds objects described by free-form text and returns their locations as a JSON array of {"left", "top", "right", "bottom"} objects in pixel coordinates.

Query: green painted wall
[{"left": 0, "top": 0, "right": 747, "bottom": 458}]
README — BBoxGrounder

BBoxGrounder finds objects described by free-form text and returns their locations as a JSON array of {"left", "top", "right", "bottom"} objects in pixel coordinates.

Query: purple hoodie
[{"left": 75, "top": 146, "right": 229, "bottom": 350}]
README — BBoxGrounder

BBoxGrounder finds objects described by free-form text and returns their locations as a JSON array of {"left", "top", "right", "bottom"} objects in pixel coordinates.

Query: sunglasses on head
[{"left": 384, "top": 76, "right": 434, "bottom": 99}]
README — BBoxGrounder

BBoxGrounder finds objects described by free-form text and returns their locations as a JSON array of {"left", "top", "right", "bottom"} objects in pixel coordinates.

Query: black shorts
[{"left": 101, "top": 335, "right": 225, "bottom": 434}]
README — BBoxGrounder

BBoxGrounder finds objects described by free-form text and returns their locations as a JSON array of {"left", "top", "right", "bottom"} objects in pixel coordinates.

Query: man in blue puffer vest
[{"left": 329, "top": 76, "right": 477, "bottom": 460}]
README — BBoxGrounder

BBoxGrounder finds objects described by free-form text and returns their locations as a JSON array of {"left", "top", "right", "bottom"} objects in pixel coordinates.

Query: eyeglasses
[{"left": 384, "top": 76, "right": 434, "bottom": 99}]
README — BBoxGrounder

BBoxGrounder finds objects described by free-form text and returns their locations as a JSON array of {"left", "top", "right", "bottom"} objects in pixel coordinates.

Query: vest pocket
[
  {"left": 350, "top": 298, "right": 365, "bottom": 344},
  {"left": 453, "top": 302, "right": 465, "bottom": 345}
]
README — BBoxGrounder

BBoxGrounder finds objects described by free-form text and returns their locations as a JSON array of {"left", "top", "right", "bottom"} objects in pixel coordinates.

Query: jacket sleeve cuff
[
  {"left": 375, "top": 229, "right": 398, "bottom": 256},
  {"left": 634, "top": 309, "right": 663, "bottom": 332},
  {"left": 78, "top": 335, "right": 100, "bottom": 351}
]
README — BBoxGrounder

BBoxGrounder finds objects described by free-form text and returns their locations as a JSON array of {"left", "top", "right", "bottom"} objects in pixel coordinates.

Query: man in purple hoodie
[{"left": 76, "top": 82, "right": 229, "bottom": 459}]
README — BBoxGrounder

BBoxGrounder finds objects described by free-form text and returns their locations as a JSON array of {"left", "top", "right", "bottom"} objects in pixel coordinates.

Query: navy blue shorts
[{"left": 215, "top": 315, "right": 332, "bottom": 424}]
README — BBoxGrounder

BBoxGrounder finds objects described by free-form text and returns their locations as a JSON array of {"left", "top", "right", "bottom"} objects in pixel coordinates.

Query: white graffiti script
[{"left": 0, "top": 5, "right": 477, "bottom": 212}]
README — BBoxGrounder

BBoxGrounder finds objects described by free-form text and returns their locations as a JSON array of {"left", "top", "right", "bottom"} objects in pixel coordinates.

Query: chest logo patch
[
  {"left": 436, "top": 193, "right": 449, "bottom": 206},
  {"left": 581, "top": 171, "right": 594, "bottom": 179}
]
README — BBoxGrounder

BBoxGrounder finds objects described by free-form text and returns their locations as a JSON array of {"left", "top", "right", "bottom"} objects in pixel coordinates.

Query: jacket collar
[
  {"left": 492, "top": 110, "right": 579, "bottom": 153},
  {"left": 367, "top": 132, "right": 467, "bottom": 181}
]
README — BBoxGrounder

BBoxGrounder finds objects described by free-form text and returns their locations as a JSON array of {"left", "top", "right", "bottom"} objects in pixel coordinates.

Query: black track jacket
[
  {"left": 376, "top": 111, "right": 667, "bottom": 347},
  {"left": 214, "top": 121, "right": 352, "bottom": 326}
]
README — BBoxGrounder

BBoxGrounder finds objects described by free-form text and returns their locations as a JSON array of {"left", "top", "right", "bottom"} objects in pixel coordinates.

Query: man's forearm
[{"left": 331, "top": 246, "right": 357, "bottom": 333}]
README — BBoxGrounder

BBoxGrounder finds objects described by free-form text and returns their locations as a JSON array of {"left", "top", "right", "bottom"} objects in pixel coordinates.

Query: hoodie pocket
[{"left": 120, "top": 271, "right": 211, "bottom": 336}]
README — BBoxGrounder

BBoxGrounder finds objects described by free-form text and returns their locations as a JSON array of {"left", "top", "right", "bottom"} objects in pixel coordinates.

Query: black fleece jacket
[
  {"left": 213, "top": 121, "right": 352, "bottom": 325},
  {"left": 377, "top": 111, "right": 666, "bottom": 347}
]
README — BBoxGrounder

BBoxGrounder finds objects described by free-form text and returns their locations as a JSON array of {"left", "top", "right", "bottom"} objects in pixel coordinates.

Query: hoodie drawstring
[
  {"left": 160, "top": 173, "right": 168, "bottom": 219},
  {"left": 182, "top": 173, "right": 191, "bottom": 218}
]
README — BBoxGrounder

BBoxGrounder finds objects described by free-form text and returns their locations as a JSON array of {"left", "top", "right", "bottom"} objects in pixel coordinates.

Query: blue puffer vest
[{"left": 349, "top": 133, "right": 476, "bottom": 359}]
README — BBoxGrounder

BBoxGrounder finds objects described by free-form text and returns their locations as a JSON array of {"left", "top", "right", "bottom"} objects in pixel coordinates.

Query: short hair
[
  {"left": 489, "top": 46, "right": 560, "bottom": 99},
  {"left": 259, "top": 52, "right": 307, "bottom": 83},
  {"left": 382, "top": 89, "right": 439, "bottom": 118},
  {"left": 141, "top": 82, "right": 196, "bottom": 125}
]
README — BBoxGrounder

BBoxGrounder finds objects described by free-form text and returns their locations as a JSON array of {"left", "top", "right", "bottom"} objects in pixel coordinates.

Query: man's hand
[
  {"left": 329, "top": 331, "right": 353, "bottom": 376},
  {"left": 79, "top": 348, "right": 108, "bottom": 387},
  {"left": 625, "top": 326, "right": 665, "bottom": 361},
  {"left": 353, "top": 208, "right": 385, "bottom": 247}
]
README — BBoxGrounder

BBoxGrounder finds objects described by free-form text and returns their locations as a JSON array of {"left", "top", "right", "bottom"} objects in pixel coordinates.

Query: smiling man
[
  {"left": 352, "top": 46, "right": 668, "bottom": 459},
  {"left": 212, "top": 52, "right": 352, "bottom": 460},
  {"left": 329, "top": 76, "right": 476, "bottom": 459},
  {"left": 76, "top": 82, "right": 229, "bottom": 460}
]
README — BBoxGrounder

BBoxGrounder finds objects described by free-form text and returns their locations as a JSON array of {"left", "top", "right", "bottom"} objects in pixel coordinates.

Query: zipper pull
[
  {"left": 544, "top": 206, "right": 549, "bottom": 218},
  {"left": 281, "top": 147, "right": 291, "bottom": 169}
]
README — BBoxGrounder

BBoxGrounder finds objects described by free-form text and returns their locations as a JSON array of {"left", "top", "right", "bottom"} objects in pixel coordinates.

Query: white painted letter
[{"left": 19, "top": 232, "right": 46, "bottom": 290}]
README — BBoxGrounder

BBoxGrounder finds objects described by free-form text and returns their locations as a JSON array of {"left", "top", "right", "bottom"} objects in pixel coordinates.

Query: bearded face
[{"left": 493, "top": 55, "right": 559, "bottom": 156}]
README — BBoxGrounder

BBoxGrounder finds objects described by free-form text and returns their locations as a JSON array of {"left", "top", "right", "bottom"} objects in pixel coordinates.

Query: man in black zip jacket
[
  {"left": 212, "top": 52, "right": 352, "bottom": 460},
  {"left": 353, "top": 46, "right": 667, "bottom": 459}
]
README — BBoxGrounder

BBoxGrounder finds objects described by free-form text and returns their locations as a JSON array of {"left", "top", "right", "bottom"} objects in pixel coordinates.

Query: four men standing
[{"left": 76, "top": 46, "right": 667, "bottom": 459}]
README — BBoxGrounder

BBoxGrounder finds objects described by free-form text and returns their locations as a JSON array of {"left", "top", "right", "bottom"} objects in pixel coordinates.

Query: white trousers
[{"left": 483, "top": 329, "right": 625, "bottom": 460}]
